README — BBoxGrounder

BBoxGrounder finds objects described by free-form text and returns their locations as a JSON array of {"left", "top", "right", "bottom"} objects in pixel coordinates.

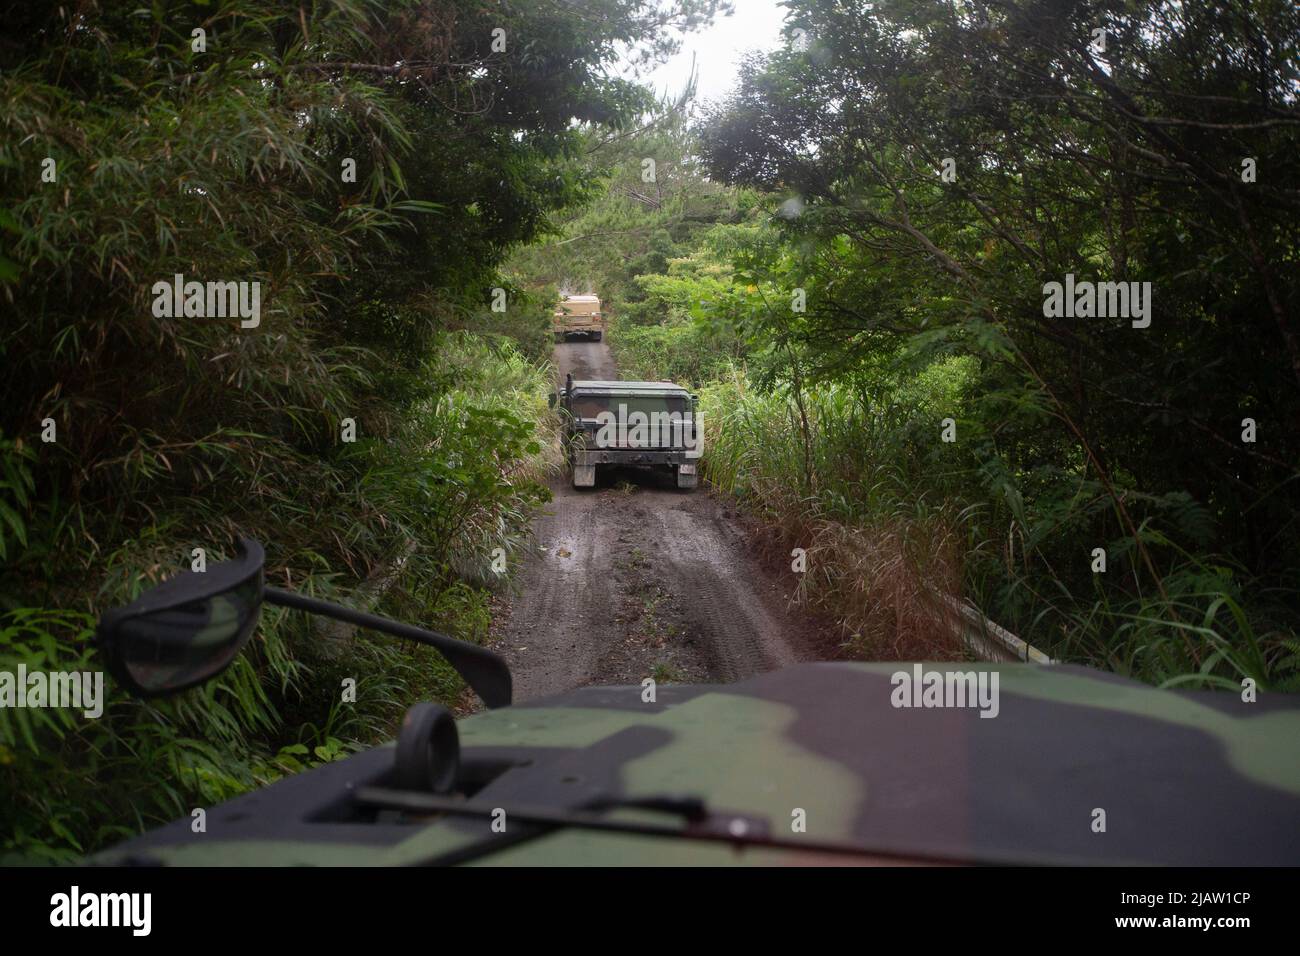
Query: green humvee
[{"left": 554, "top": 375, "right": 700, "bottom": 490}]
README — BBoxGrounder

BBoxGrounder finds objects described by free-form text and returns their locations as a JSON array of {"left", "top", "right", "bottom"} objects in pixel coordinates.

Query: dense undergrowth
[
  {"left": 615, "top": 279, "right": 1300, "bottom": 692},
  {"left": 0, "top": 0, "right": 721, "bottom": 861},
  {"left": 573, "top": 1, "right": 1300, "bottom": 693},
  {"left": 516, "top": 71, "right": 1300, "bottom": 694},
  {"left": 0, "top": 333, "right": 556, "bottom": 862}
]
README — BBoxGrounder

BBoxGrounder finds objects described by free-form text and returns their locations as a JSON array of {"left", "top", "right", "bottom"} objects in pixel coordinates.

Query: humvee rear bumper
[
  {"left": 570, "top": 448, "right": 698, "bottom": 490},
  {"left": 573, "top": 448, "right": 693, "bottom": 467}
]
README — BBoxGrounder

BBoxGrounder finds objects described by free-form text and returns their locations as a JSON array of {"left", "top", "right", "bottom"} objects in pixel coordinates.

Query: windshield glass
[{"left": 569, "top": 394, "right": 687, "bottom": 419}]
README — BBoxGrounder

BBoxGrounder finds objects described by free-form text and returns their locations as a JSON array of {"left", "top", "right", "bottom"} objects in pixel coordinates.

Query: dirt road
[{"left": 491, "top": 341, "right": 833, "bottom": 703}]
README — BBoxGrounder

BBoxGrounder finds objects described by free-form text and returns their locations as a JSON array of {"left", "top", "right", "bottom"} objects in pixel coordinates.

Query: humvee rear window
[{"left": 569, "top": 395, "right": 688, "bottom": 419}]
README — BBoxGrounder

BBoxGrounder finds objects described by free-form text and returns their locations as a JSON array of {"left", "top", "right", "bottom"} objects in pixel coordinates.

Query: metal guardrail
[{"left": 935, "top": 594, "right": 1055, "bottom": 664}]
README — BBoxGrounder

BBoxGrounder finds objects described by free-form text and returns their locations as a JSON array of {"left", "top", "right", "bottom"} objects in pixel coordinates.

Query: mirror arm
[{"left": 263, "top": 586, "right": 512, "bottom": 709}]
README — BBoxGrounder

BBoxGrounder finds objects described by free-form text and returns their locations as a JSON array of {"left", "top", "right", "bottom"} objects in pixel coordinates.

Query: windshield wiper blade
[
  {"left": 358, "top": 787, "right": 764, "bottom": 838},
  {"left": 353, "top": 787, "right": 964, "bottom": 865}
]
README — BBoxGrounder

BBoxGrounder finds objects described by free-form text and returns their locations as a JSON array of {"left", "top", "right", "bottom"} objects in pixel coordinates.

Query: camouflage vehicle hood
[{"left": 97, "top": 661, "right": 1300, "bottom": 866}]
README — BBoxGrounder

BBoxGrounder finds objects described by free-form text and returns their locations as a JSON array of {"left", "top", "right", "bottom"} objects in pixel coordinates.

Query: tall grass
[
  {"left": 700, "top": 367, "right": 970, "bottom": 659},
  {"left": 700, "top": 364, "right": 1300, "bottom": 689}
]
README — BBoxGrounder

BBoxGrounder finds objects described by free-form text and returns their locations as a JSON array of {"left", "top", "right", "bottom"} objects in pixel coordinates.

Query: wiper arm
[
  {"left": 353, "top": 787, "right": 962, "bottom": 865},
  {"left": 583, "top": 793, "right": 712, "bottom": 824},
  {"left": 356, "top": 787, "right": 767, "bottom": 866}
]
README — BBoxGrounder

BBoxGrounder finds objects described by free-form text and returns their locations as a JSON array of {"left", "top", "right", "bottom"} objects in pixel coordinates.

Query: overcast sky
[{"left": 632, "top": 0, "right": 791, "bottom": 108}]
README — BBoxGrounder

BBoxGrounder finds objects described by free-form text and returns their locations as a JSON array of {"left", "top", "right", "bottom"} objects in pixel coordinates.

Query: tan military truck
[
  {"left": 551, "top": 375, "right": 701, "bottom": 490},
  {"left": 553, "top": 294, "right": 604, "bottom": 342}
]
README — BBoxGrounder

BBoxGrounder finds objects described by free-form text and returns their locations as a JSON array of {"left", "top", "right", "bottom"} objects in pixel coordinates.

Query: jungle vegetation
[
  {"left": 513, "top": 0, "right": 1300, "bottom": 688},
  {"left": 0, "top": 0, "right": 725, "bottom": 861}
]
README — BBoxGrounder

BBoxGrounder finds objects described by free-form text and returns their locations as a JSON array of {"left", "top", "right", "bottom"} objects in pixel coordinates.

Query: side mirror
[
  {"left": 97, "top": 539, "right": 265, "bottom": 697},
  {"left": 97, "top": 538, "right": 514, "bottom": 708}
]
